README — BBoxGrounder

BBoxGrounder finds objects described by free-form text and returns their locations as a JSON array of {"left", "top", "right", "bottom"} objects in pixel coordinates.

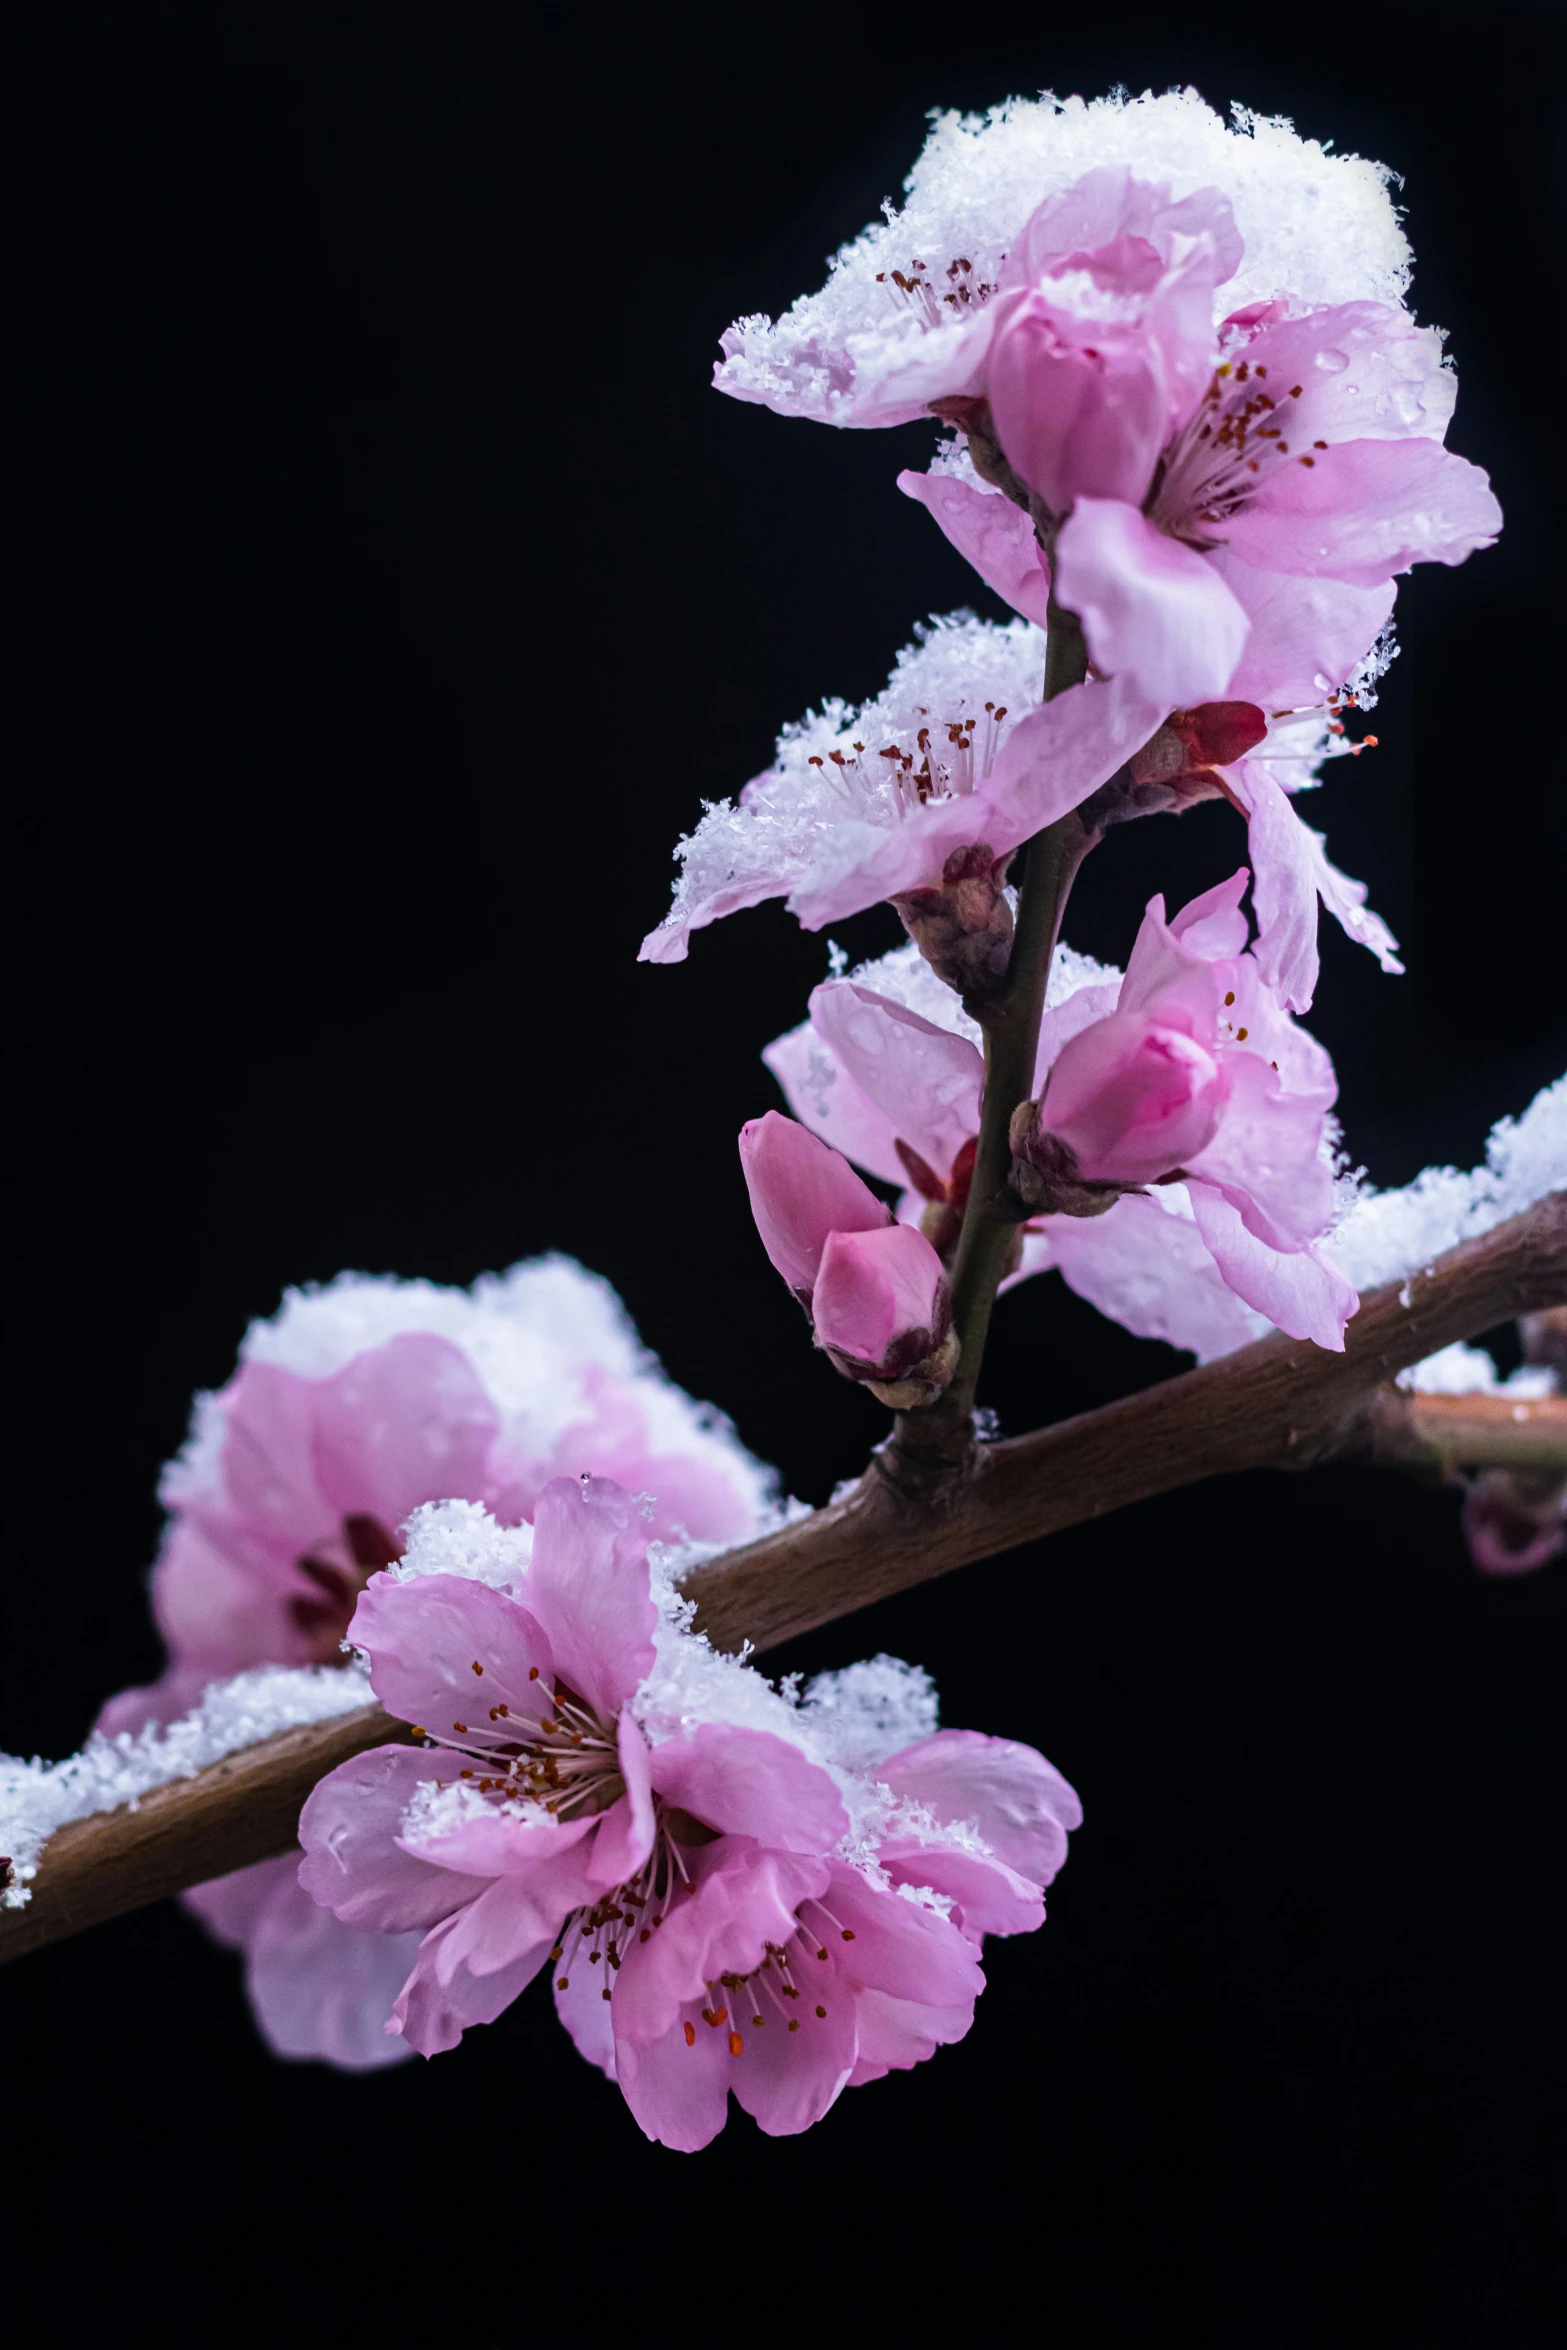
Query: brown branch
[
  {"left": 4, "top": 1191, "right": 1562, "bottom": 1967},
  {"left": 1356, "top": 1387, "right": 1567, "bottom": 1477}
]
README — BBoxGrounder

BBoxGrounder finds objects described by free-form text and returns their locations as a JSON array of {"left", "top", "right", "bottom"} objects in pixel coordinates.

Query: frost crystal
[
  {"left": 797, "top": 1656, "right": 941, "bottom": 1771},
  {"left": 1324, "top": 1074, "right": 1567, "bottom": 1291},
  {"left": 1, "top": 1663, "right": 373, "bottom": 1909},
  {"left": 717, "top": 90, "right": 1412, "bottom": 425},
  {"left": 1398, "top": 1342, "right": 1554, "bottom": 1399},
  {"left": 643, "top": 612, "right": 1047, "bottom": 954}
]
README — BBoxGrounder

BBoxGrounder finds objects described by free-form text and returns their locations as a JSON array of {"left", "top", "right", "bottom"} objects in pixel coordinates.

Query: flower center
[
  {"left": 805, "top": 705, "right": 1009, "bottom": 817},
  {"left": 874, "top": 255, "right": 1001, "bottom": 327},
  {"left": 1146, "top": 357, "right": 1327, "bottom": 546},
  {"left": 291, "top": 1513, "right": 405, "bottom": 1662}
]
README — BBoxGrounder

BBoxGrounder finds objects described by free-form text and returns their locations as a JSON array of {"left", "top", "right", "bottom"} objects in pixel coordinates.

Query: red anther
[
  {"left": 1299, "top": 456, "right": 1315, "bottom": 467},
  {"left": 728, "top": 2031, "right": 744, "bottom": 2057},
  {"left": 1314, "top": 439, "right": 1327, "bottom": 450},
  {"left": 557, "top": 1976, "right": 570, "bottom": 1991},
  {"left": 1363, "top": 735, "right": 1379, "bottom": 747},
  {"left": 841, "top": 1929, "right": 856, "bottom": 1941},
  {"left": 684, "top": 2021, "right": 696, "bottom": 2047},
  {"left": 528, "top": 1667, "right": 540, "bottom": 1680},
  {"left": 815, "top": 2005, "right": 827, "bottom": 2018},
  {"left": 788, "top": 2018, "right": 800, "bottom": 2032},
  {"left": 1290, "top": 384, "right": 1302, "bottom": 397},
  {"left": 993, "top": 705, "right": 1007, "bottom": 722}
]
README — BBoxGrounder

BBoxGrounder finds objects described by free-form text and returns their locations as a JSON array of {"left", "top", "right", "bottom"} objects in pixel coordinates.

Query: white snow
[{"left": 1, "top": 1662, "right": 374, "bottom": 1911}]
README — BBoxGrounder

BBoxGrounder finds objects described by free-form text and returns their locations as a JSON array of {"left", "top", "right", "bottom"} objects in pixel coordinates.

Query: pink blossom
[
  {"left": 894, "top": 172, "right": 1494, "bottom": 719},
  {"left": 740, "top": 1112, "right": 955, "bottom": 1398},
  {"left": 298, "top": 1477, "right": 1004, "bottom": 2149},
  {"left": 1025, "top": 871, "right": 1356, "bottom": 1346},
  {"left": 96, "top": 1264, "right": 776, "bottom": 2071},
  {"left": 764, "top": 930, "right": 1347, "bottom": 1358}
]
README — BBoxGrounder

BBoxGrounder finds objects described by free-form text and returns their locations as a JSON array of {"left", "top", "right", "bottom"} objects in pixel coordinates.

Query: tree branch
[{"left": 4, "top": 1192, "right": 1562, "bottom": 1966}]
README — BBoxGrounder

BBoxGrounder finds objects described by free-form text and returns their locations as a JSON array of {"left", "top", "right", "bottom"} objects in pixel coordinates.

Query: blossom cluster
[
  {"left": 642, "top": 86, "right": 1504, "bottom": 1381},
  {"left": 39, "top": 83, "right": 1560, "bottom": 2156},
  {"left": 295, "top": 1479, "right": 1078, "bottom": 2146}
]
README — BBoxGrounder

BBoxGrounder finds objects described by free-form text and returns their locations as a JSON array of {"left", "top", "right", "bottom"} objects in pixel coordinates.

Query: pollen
[{"left": 1236, "top": 1027, "right": 1249, "bottom": 1041}]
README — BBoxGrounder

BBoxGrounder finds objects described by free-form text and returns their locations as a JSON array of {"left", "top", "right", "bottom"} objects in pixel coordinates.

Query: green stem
[{"left": 889, "top": 601, "right": 1092, "bottom": 1466}]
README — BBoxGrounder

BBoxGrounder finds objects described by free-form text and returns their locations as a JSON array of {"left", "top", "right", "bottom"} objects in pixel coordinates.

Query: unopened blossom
[
  {"left": 740, "top": 1111, "right": 957, "bottom": 1405},
  {"left": 765, "top": 925, "right": 1354, "bottom": 1359},
  {"left": 97, "top": 1261, "right": 777, "bottom": 2070},
  {"left": 298, "top": 1484, "right": 1076, "bottom": 2148}
]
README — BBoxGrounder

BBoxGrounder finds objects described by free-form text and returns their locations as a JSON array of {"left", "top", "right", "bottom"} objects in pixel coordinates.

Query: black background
[{"left": 7, "top": 3, "right": 1565, "bottom": 2338}]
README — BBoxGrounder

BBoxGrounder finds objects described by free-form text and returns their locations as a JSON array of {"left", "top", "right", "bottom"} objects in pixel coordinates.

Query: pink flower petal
[
  {"left": 241, "top": 1868, "right": 420, "bottom": 2070},
  {"left": 218, "top": 1361, "right": 331, "bottom": 1550},
  {"left": 553, "top": 1959, "right": 619, "bottom": 2080},
  {"left": 739, "top": 1110, "right": 890, "bottom": 1296},
  {"left": 1185, "top": 1181, "right": 1357, "bottom": 1349},
  {"left": 297, "top": 1743, "right": 469, "bottom": 1932},
  {"left": 647, "top": 1724, "right": 850, "bottom": 1854},
  {"left": 808, "top": 981, "right": 983, "bottom": 1181},
  {"left": 763, "top": 1016, "right": 909, "bottom": 1189},
  {"left": 878, "top": 1841, "right": 1045, "bottom": 1938},
  {"left": 1183, "top": 1053, "right": 1337, "bottom": 1254},
  {"left": 848, "top": 1988, "right": 976, "bottom": 2083},
  {"left": 614, "top": 1998, "right": 735, "bottom": 2150},
  {"left": 812, "top": 1224, "right": 951, "bottom": 1372},
  {"left": 896, "top": 467, "right": 1053, "bottom": 629},
  {"left": 310, "top": 1333, "right": 500, "bottom": 1530},
  {"left": 818, "top": 1864, "right": 985, "bottom": 2008},
  {"left": 878, "top": 1728, "right": 1083, "bottom": 1884},
  {"left": 1222, "top": 438, "right": 1501, "bottom": 585},
  {"left": 1212, "top": 550, "right": 1396, "bottom": 708},
  {"left": 390, "top": 1906, "right": 554, "bottom": 2058},
  {"left": 1054, "top": 497, "right": 1252, "bottom": 709},
  {"left": 1041, "top": 1192, "right": 1261, "bottom": 1362},
  {"left": 609, "top": 1839, "right": 831, "bottom": 2047},
  {"left": 523, "top": 1475, "right": 659, "bottom": 1723},
  {"left": 349, "top": 1574, "right": 554, "bottom": 1753},
  {"left": 584, "top": 1710, "right": 658, "bottom": 1891},
  {"left": 727, "top": 1964, "right": 859, "bottom": 2137}
]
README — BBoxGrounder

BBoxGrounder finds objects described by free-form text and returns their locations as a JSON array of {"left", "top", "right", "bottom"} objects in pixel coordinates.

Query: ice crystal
[
  {"left": 1, "top": 1663, "right": 373, "bottom": 1909},
  {"left": 718, "top": 90, "right": 1412, "bottom": 425}
]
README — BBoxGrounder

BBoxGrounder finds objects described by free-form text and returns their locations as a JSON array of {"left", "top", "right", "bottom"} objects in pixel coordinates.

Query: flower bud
[
  {"left": 1035, "top": 1010, "right": 1229, "bottom": 1186},
  {"left": 739, "top": 1111, "right": 890, "bottom": 1303},
  {"left": 1007, "top": 1100, "right": 1123, "bottom": 1218},
  {"left": 812, "top": 1225, "right": 958, "bottom": 1407},
  {"left": 893, "top": 843, "right": 1015, "bottom": 1006}
]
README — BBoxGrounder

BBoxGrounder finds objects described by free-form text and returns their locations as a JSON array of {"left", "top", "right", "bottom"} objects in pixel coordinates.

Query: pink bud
[
  {"left": 986, "top": 290, "right": 1166, "bottom": 516},
  {"left": 811, "top": 1224, "right": 953, "bottom": 1389},
  {"left": 739, "top": 1111, "right": 890, "bottom": 1299},
  {"left": 1039, "top": 1011, "right": 1229, "bottom": 1184}
]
